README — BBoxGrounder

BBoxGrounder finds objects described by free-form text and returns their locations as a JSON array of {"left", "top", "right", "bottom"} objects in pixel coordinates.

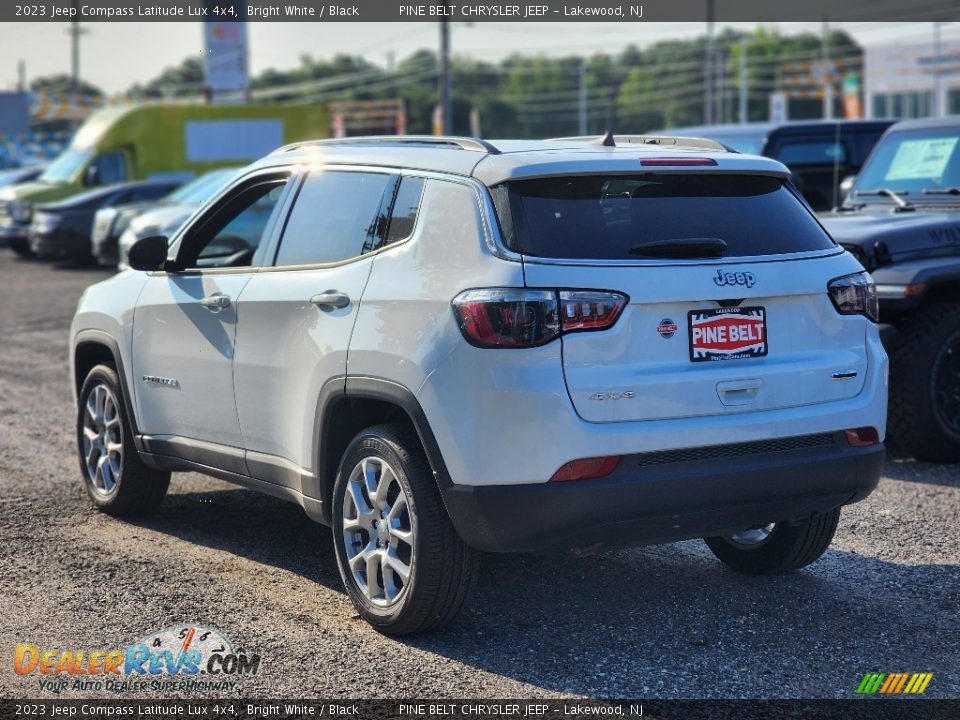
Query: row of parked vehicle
[
  {"left": 0, "top": 102, "right": 328, "bottom": 266},
  {"left": 1, "top": 167, "right": 238, "bottom": 267}
]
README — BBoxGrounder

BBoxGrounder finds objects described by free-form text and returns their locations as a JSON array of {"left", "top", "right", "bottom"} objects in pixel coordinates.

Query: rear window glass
[
  {"left": 494, "top": 174, "right": 835, "bottom": 259},
  {"left": 385, "top": 176, "right": 425, "bottom": 244}
]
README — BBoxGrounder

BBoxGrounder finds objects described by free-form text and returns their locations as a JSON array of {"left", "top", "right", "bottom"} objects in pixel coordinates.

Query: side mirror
[
  {"left": 839, "top": 175, "right": 856, "bottom": 199},
  {"left": 128, "top": 235, "right": 169, "bottom": 272},
  {"left": 83, "top": 165, "right": 100, "bottom": 187}
]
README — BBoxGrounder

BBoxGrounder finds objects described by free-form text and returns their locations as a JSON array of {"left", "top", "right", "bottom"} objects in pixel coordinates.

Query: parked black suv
[
  {"left": 665, "top": 120, "right": 895, "bottom": 211},
  {"left": 820, "top": 116, "right": 960, "bottom": 462}
]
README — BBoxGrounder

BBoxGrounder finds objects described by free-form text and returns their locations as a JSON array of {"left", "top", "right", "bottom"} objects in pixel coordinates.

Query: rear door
[
  {"left": 502, "top": 172, "right": 869, "bottom": 424},
  {"left": 232, "top": 168, "right": 399, "bottom": 489}
]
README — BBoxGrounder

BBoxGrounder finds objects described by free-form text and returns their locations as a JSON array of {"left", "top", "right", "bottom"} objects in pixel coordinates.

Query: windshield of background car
[
  {"left": 705, "top": 133, "right": 765, "bottom": 154},
  {"left": 493, "top": 173, "right": 836, "bottom": 259},
  {"left": 38, "top": 150, "right": 91, "bottom": 184},
  {"left": 166, "top": 168, "right": 238, "bottom": 205},
  {"left": 854, "top": 127, "right": 960, "bottom": 196}
]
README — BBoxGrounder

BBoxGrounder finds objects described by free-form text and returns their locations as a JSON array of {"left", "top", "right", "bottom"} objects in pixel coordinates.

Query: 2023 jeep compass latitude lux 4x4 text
[{"left": 70, "top": 135, "right": 887, "bottom": 634}]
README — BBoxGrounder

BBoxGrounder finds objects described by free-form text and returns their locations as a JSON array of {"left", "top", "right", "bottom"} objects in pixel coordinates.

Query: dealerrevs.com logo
[{"left": 14, "top": 624, "right": 260, "bottom": 693}]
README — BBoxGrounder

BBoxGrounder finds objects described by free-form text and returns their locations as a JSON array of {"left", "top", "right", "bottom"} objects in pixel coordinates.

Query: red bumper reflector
[
  {"left": 845, "top": 427, "right": 881, "bottom": 447},
  {"left": 550, "top": 456, "right": 621, "bottom": 482}
]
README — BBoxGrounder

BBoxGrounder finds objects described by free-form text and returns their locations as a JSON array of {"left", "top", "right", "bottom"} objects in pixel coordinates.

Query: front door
[{"left": 131, "top": 173, "right": 292, "bottom": 464}]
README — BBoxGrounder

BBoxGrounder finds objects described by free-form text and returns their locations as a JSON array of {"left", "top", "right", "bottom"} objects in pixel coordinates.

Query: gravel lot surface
[{"left": 0, "top": 252, "right": 957, "bottom": 700}]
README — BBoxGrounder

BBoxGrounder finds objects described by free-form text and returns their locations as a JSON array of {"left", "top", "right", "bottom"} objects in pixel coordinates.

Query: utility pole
[
  {"left": 67, "top": 0, "right": 88, "bottom": 99},
  {"left": 705, "top": 0, "right": 714, "bottom": 125},
  {"left": 578, "top": 57, "right": 588, "bottom": 135},
  {"left": 821, "top": 17, "right": 833, "bottom": 120},
  {"left": 437, "top": 18, "right": 452, "bottom": 135},
  {"left": 17, "top": 60, "right": 26, "bottom": 92},
  {"left": 739, "top": 39, "right": 748, "bottom": 123},
  {"left": 934, "top": 22, "right": 943, "bottom": 117}
]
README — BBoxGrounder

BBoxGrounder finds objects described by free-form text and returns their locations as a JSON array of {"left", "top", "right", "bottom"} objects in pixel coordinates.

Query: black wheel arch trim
[
  {"left": 73, "top": 330, "right": 142, "bottom": 445},
  {"left": 312, "top": 375, "right": 452, "bottom": 525}
]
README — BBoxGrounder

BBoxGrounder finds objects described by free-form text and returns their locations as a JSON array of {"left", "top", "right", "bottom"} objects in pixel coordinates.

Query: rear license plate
[{"left": 688, "top": 306, "right": 767, "bottom": 362}]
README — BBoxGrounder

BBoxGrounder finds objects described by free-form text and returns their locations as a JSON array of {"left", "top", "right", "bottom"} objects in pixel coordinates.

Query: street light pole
[
  {"left": 578, "top": 57, "right": 588, "bottom": 135},
  {"left": 705, "top": 0, "right": 714, "bottom": 125},
  {"left": 934, "top": 22, "right": 943, "bottom": 117},
  {"left": 438, "top": 18, "right": 452, "bottom": 135},
  {"left": 739, "top": 39, "right": 748, "bottom": 124}
]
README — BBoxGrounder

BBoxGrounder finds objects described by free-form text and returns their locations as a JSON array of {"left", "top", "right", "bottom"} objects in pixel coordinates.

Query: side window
[
  {"left": 180, "top": 178, "right": 288, "bottom": 269},
  {"left": 131, "top": 184, "right": 175, "bottom": 203},
  {"left": 91, "top": 152, "right": 127, "bottom": 184},
  {"left": 384, "top": 176, "right": 426, "bottom": 245},
  {"left": 274, "top": 171, "right": 391, "bottom": 267},
  {"left": 775, "top": 141, "right": 848, "bottom": 167}
]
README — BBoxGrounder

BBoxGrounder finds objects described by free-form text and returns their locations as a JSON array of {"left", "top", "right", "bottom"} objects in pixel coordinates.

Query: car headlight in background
[
  {"left": 9, "top": 200, "right": 33, "bottom": 223},
  {"left": 113, "top": 208, "right": 138, "bottom": 238},
  {"left": 92, "top": 208, "right": 118, "bottom": 244},
  {"left": 828, "top": 271, "right": 879, "bottom": 322},
  {"left": 31, "top": 211, "right": 60, "bottom": 232}
]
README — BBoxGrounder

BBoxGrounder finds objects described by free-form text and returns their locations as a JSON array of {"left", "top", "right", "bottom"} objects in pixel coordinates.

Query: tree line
[{"left": 29, "top": 26, "right": 860, "bottom": 136}]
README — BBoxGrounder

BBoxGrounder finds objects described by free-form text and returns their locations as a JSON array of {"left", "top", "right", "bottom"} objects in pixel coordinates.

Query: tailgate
[{"left": 524, "top": 258, "right": 868, "bottom": 423}]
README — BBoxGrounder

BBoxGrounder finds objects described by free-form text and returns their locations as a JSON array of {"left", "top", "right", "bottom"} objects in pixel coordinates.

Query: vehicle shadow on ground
[
  {"left": 881, "top": 445, "right": 960, "bottom": 488},
  {"left": 123, "top": 483, "right": 960, "bottom": 698}
]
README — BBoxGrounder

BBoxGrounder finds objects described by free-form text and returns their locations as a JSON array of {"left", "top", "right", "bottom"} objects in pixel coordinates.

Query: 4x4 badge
[{"left": 713, "top": 269, "right": 756, "bottom": 288}]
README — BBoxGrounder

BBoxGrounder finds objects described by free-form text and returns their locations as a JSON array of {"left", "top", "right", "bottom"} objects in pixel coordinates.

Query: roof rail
[
  {"left": 279, "top": 135, "right": 501, "bottom": 155},
  {"left": 551, "top": 134, "right": 732, "bottom": 153}
]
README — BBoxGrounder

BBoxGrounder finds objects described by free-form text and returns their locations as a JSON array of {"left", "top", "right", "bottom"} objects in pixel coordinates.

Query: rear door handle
[
  {"left": 310, "top": 291, "right": 351, "bottom": 310},
  {"left": 200, "top": 293, "right": 231, "bottom": 310}
]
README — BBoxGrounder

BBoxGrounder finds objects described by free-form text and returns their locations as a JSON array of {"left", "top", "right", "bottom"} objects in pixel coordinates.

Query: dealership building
[{"left": 865, "top": 36, "right": 960, "bottom": 119}]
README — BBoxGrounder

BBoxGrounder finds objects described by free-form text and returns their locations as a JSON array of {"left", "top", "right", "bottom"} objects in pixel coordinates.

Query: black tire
[
  {"left": 77, "top": 363, "right": 170, "bottom": 515},
  {"left": 331, "top": 424, "right": 480, "bottom": 635},
  {"left": 889, "top": 302, "right": 960, "bottom": 463},
  {"left": 9, "top": 238, "right": 33, "bottom": 257},
  {"left": 704, "top": 509, "right": 840, "bottom": 575}
]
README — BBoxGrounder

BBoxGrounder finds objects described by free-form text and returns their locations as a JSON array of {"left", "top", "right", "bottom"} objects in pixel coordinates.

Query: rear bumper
[{"left": 440, "top": 433, "right": 883, "bottom": 553}]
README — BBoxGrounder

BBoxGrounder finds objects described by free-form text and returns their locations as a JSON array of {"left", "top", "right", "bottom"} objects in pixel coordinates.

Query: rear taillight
[
  {"left": 845, "top": 427, "right": 881, "bottom": 447},
  {"left": 558, "top": 291, "right": 626, "bottom": 331},
  {"left": 828, "top": 271, "right": 878, "bottom": 322},
  {"left": 452, "top": 289, "right": 627, "bottom": 348},
  {"left": 550, "top": 456, "right": 621, "bottom": 482}
]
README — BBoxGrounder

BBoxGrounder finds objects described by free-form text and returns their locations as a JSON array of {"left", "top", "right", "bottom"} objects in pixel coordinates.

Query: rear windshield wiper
[
  {"left": 853, "top": 188, "right": 915, "bottom": 212},
  {"left": 629, "top": 237, "right": 727, "bottom": 259},
  {"left": 922, "top": 187, "right": 960, "bottom": 195}
]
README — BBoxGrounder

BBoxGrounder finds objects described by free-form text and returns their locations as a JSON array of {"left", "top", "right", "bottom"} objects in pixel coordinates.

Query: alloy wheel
[
  {"left": 341, "top": 456, "right": 415, "bottom": 607},
  {"left": 81, "top": 384, "right": 123, "bottom": 497}
]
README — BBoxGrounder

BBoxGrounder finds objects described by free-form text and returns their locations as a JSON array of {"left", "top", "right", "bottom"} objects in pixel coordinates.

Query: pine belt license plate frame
[{"left": 687, "top": 306, "right": 768, "bottom": 363}]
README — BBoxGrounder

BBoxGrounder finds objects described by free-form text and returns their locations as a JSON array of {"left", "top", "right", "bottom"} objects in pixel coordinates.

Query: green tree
[{"left": 30, "top": 75, "right": 103, "bottom": 99}]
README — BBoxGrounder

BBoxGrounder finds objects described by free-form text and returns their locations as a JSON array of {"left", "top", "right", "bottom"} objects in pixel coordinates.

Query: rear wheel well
[
  {"left": 320, "top": 397, "right": 421, "bottom": 517},
  {"left": 74, "top": 342, "right": 117, "bottom": 396}
]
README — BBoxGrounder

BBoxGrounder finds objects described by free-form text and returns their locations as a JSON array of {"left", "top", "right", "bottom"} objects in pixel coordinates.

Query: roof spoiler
[{"left": 550, "top": 134, "right": 734, "bottom": 153}]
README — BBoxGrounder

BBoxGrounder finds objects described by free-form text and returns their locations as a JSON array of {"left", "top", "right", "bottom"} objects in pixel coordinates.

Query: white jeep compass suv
[{"left": 70, "top": 135, "right": 887, "bottom": 634}]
